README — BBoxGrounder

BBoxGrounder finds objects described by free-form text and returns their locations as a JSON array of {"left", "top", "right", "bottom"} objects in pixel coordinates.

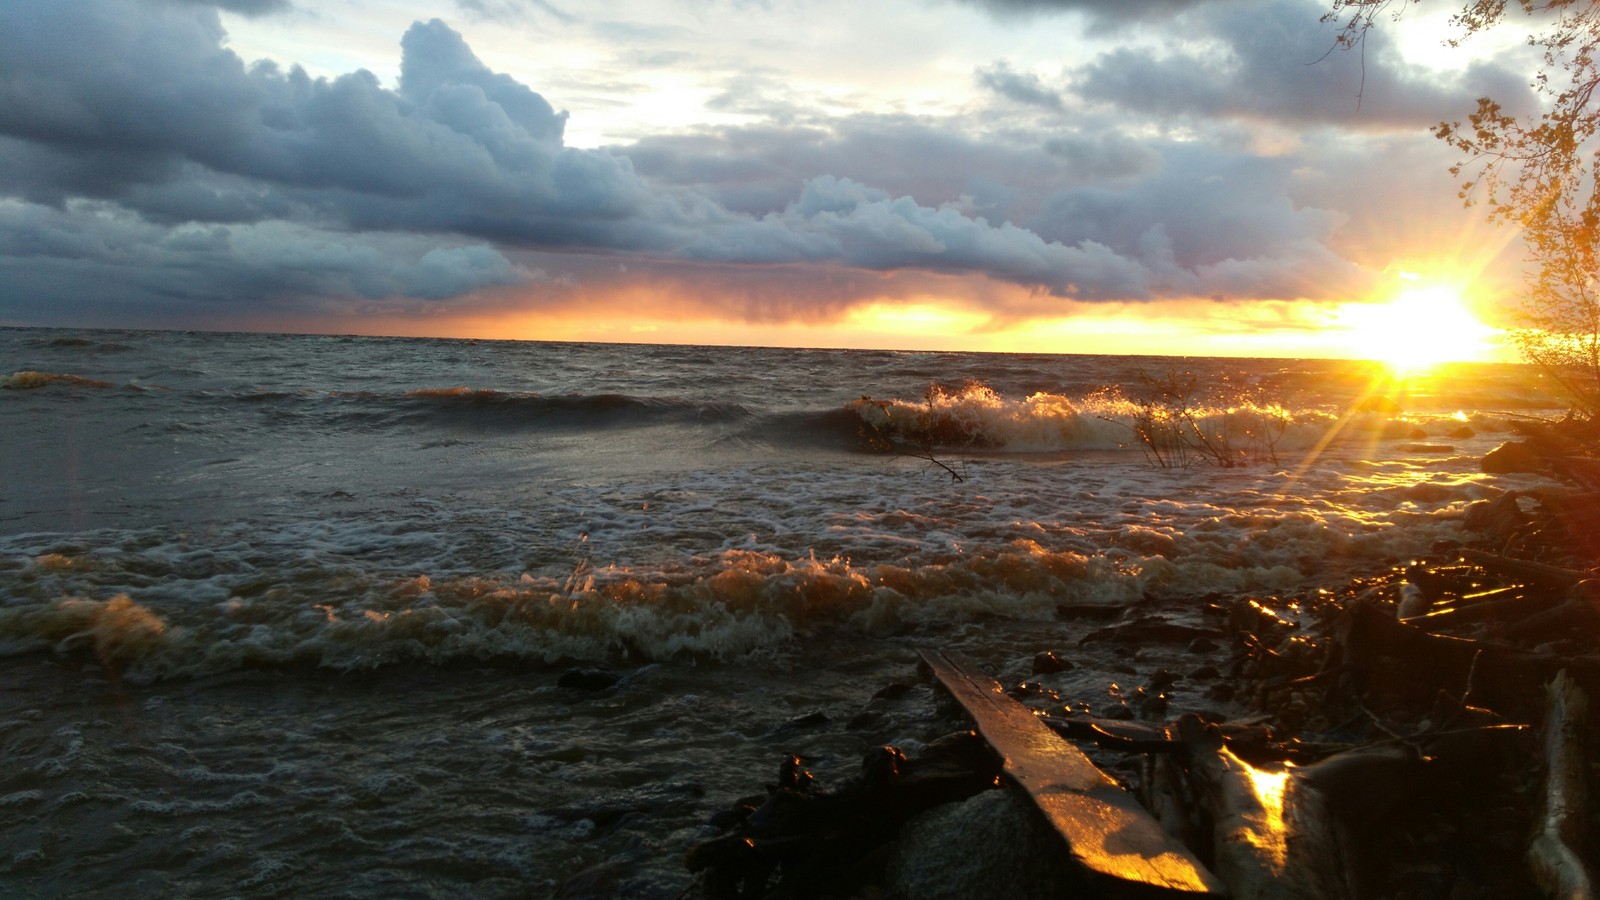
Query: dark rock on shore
[{"left": 885, "top": 789, "right": 1077, "bottom": 900}]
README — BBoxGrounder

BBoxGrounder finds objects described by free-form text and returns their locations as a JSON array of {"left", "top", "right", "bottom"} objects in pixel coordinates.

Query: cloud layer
[{"left": 0, "top": 0, "right": 1528, "bottom": 327}]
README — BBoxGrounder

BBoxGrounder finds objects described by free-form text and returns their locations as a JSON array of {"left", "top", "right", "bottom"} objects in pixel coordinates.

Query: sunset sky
[{"left": 0, "top": 0, "right": 1546, "bottom": 359}]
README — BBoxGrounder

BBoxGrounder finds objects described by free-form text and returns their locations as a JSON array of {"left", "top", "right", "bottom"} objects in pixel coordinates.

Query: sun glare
[{"left": 1335, "top": 283, "right": 1500, "bottom": 373}]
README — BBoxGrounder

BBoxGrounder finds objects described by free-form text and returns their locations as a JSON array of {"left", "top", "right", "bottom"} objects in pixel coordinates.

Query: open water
[{"left": 0, "top": 326, "right": 1563, "bottom": 896}]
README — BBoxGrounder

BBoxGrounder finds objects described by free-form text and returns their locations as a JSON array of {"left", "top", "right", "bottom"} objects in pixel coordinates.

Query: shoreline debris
[{"left": 686, "top": 416, "right": 1600, "bottom": 898}]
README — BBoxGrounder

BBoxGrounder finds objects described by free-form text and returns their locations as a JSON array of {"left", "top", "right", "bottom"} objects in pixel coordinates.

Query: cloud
[
  {"left": 0, "top": 199, "right": 536, "bottom": 318},
  {"left": 954, "top": 0, "right": 1220, "bottom": 26},
  {"left": 0, "top": 0, "right": 1417, "bottom": 323},
  {"left": 453, "top": 0, "right": 575, "bottom": 24},
  {"left": 1023, "top": 140, "right": 1374, "bottom": 299},
  {"left": 0, "top": 1, "right": 717, "bottom": 253},
  {"left": 975, "top": 62, "right": 1064, "bottom": 110},
  {"left": 1073, "top": 0, "right": 1537, "bottom": 129},
  {"left": 621, "top": 115, "right": 1153, "bottom": 222},
  {"left": 167, "top": 0, "right": 293, "bottom": 17}
]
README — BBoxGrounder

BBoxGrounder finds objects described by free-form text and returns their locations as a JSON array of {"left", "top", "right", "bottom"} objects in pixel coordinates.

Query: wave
[
  {"left": 838, "top": 382, "right": 1505, "bottom": 455},
  {"left": 24, "top": 336, "right": 132, "bottom": 352},
  {"left": 1, "top": 370, "right": 117, "bottom": 390},
  {"left": 0, "top": 541, "right": 1330, "bottom": 681},
  {"left": 389, "top": 388, "right": 754, "bottom": 430},
  {"left": 178, "top": 385, "right": 758, "bottom": 433}
]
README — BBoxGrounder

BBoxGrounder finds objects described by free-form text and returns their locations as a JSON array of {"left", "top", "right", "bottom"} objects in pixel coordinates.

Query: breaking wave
[
  {"left": 842, "top": 383, "right": 1477, "bottom": 455},
  {"left": 2, "top": 370, "right": 117, "bottom": 390}
]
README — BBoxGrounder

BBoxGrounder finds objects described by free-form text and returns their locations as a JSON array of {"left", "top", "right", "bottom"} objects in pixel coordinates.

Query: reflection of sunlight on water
[{"left": 1245, "top": 766, "right": 1291, "bottom": 869}]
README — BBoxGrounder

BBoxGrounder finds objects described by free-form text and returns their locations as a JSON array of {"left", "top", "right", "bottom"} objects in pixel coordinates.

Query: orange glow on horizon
[{"left": 237, "top": 265, "right": 1518, "bottom": 363}]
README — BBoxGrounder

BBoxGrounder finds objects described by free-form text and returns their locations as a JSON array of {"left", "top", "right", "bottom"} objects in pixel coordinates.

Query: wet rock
[
  {"left": 846, "top": 710, "right": 884, "bottom": 732},
  {"left": 1187, "top": 664, "right": 1220, "bottom": 681},
  {"left": 1356, "top": 396, "right": 1401, "bottom": 413},
  {"left": 1146, "top": 669, "right": 1178, "bottom": 691},
  {"left": 557, "top": 668, "right": 619, "bottom": 692},
  {"left": 769, "top": 710, "right": 829, "bottom": 736},
  {"left": 1188, "top": 637, "right": 1219, "bottom": 653},
  {"left": 1031, "top": 651, "right": 1073, "bottom": 674},
  {"left": 872, "top": 682, "right": 916, "bottom": 701},
  {"left": 1099, "top": 702, "right": 1135, "bottom": 720},
  {"left": 1005, "top": 681, "right": 1055, "bottom": 701},
  {"left": 1481, "top": 440, "right": 1541, "bottom": 474},
  {"left": 1205, "top": 683, "right": 1236, "bottom": 702},
  {"left": 1448, "top": 424, "right": 1476, "bottom": 439},
  {"left": 885, "top": 789, "right": 1076, "bottom": 900}
]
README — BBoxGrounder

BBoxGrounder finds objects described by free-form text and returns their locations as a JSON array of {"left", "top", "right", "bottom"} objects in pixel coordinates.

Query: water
[{"left": 0, "top": 327, "right": 1562, "bottom": 895}]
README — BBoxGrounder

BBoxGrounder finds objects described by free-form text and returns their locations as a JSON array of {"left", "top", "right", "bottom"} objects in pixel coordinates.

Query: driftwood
[
  {"left": 919, "top": 649, "right": 1227, "bottom": 896},
  {"left": 1527, "top": 670, "right": 1595, "bottom": 899},
  {"left": 1400, "top": 588, "right": 1561, "bottom": 630},
  {"left": 1460, "top": 549, "right": 1584, "bottom": 589},
  {"left": 1326, "top": 600, "right": 1600, "bottom": 717},
  {"left": 1176, "top": 715, "right": 1420, "bottom": 900}
]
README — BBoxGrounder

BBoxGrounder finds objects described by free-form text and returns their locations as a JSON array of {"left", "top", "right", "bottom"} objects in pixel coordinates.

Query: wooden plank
[{"left": 920, "top": 648, "right": 1227, "bottom": 896}]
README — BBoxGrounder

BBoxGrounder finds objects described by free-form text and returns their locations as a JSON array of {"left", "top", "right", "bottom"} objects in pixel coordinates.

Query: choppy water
[{"left": 0, "top": 327, "right": 1562, "bottom": 896}]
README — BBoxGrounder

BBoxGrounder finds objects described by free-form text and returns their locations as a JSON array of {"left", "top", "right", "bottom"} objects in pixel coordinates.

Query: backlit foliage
[{"left": 1326, "top": 0, "right": 1600, "bottom": 417}]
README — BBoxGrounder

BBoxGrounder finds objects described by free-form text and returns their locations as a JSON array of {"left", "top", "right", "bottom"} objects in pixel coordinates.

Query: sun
[{"left": 1334, "top": 283, "right": 1500, "bottom": 373}]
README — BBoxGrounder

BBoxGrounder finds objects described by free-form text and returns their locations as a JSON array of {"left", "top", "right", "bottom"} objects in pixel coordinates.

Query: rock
[
  {"left": 768, "top": 710, "right": 829, "bottom": 736},
  {"left": 1449, "top": 424, "right": 1476, "bottom": 439},
  {"left": 885, "top": 789, "right": 1077, "bottom": 900},
  {"left": 1006, "top": 681, "right": 1058, "bottom": 702},
  {"left": 872, "top": 682, "right": 916, "bottom": 700},
  {"left": 557, "top": 668, "right": 619, "bottom": 691},
  {"left": 1031, "top": 650, "right": 1074, "bottom": 674},
  {"left": 1481, "top": 440, "right": 1542, "bottom": 474},
  {"left": 1356, "top": 396, "right": 1401, "bottom": 413},
  {"left": 1100, "top": 701, "right": 1135, "bottom": 720}
]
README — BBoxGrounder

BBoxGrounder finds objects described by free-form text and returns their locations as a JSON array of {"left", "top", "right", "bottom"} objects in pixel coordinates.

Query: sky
[{"left": 0, "top": 0, "right": 1547, "bottom": 358}]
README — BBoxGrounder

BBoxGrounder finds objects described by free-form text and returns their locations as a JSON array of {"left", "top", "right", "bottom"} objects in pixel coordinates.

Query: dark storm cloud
[
  {"left": 0, "top": 0, "right": 1403, "bottom": 319},
  {"left": 974, "top": 62, "right": 1064, "bottom": 110},
  {"left": 0, "top": 200, "right": 536, "bottom": 319},
  {"left": 621, "top": 116, "right": 1148, "bottom": 219},
  {"left": 1074, "top": 0, "right": 1537, "bottom": 128}
]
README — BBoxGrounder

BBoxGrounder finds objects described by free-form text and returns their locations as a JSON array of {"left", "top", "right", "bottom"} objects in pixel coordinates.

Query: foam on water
[
  {"left": 0, "top": 439, "right": 1532, "bottom": 680},
  {"left": 0, "top": 327, "right": 1572, "bottom": 895},
  {"left": 2, "top": 370, "right": 117, "bottom": 389},
  {"left": 846, "top": 381, "right": 1483, "bottom": 456}
]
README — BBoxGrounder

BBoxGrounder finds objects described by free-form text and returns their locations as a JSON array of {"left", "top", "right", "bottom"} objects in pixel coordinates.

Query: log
[
  {"left": 1329, "top": 601, "right": 1600, "bottom": 716},
  {"left": 1177, "top": 716, "right": 1420, "bottom": 900},
  {"left": 1527, "top": 670, "right": 1596, "bottom": 899},
  {"left": 1460, "top": 549, "right": 1583, "bottom": 589},
  {"left": 919, "top": 649, "right": 1226, "bottom": 896},
  {"left": 1400, "top": 590, "right": 1561, "bottom": 631}
]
